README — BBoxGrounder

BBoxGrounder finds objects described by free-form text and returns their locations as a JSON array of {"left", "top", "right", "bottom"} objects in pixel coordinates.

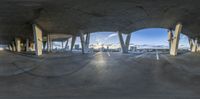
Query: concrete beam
[
  {"left": 170, "top": 23, "right": 182, "bottom": 56},
  {"left": 80, "top": 33, "right": 90, "bottom": 54},
  {"left": 33, "top": 24, "right": 43, "bottom": 56},
  {"left": 15, "top": 38, "right": 21, "bottom": 52},
  {"left": 71, "top": 35, "right": 76, "bottom": 51},
  {"left": 118, "top": 32, "right": 131, "bottom": 53}
]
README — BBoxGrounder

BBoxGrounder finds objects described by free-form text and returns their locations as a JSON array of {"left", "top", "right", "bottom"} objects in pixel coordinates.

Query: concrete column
[
  {"left": 189, "top": 38, "right": 198, "bottom": 52},
  {"left": 85, "top": 33, "right": 90, "bottom": 49},
  {"left": 65, "top": 39, "right": 69, "bottom": 50},
  {"left": 80, "top": 33, "right": 90, "bottom": 54},
  {"left": 26, "top": 39, "right": 29, "bottom": 52},
  {"left": 170, "top": 23, "right": 182, "bottom": 56},
  {"left": 118, "top": 32, "right": 131, "bottom": 53},
  {"left": 61, "top": 41, "right": 64, "bottom": 49},
  {"left": 80, "top": 33, "right": 85, "bottom": 53},
  {"left": 12, "top": 41, "right": 16, "bottom": 52},
  {"left": 125, "top": 33, "right": 131, "bottom": 49},
  {"left": 8, "top": 44, "right": 12, "bottom": 51},
  {"left": 15, "top": 38, "right": 21, "bottom": 52},
  {"left": 47, "top": 34, "right": 51, "bottom": 52},
  {"left": 71, "top": 35, "right": 76, "bottom": 51},
  {"left": 33, "top": 24, "right": 43, "bottom": 56},
  {"left": 168, "top": 30, "right": 173, "bottom": 49},
  {"left": 30, "top": 42, "right": 35, "bottom": 51}
]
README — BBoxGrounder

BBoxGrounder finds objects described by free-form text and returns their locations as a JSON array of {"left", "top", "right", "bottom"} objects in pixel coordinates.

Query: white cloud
[{"left": 108, "top": 33, "right": 118, "bottom": 38}]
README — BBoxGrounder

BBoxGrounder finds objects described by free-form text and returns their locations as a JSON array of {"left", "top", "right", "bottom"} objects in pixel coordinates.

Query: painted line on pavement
[
  {"left": 135, "top": 53, "right": 145, "bottom": 58},
  {"left": 107, "top": 52, "right": 111, "bottom": 56},
  {"left": 93, "top": 52, "right": 99, "bottom": 56},
  {"left": 156, "top": 50, "right": 160, "bottom": 60}
]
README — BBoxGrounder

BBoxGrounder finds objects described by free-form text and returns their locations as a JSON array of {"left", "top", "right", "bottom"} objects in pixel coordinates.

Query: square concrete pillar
[
  {"left": 33, "top": 24, "right": 43, "bottom": 56},
  {"left": 170, "top": 23, "right": 182, "bottom": 56},
  {"left": 15, "top": 38, "right": 21, "bottom": 52}
]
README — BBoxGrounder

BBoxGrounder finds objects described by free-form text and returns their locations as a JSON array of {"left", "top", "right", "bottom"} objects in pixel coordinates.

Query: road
[{"left": 0, "top": 51, "right": 200, "bottom": 99}]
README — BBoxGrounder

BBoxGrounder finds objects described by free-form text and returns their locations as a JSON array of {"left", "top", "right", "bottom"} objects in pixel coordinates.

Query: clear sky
[
  {"left": 59, "top": 28, "right": 189, "bottom": 49},
  {"left": 89, "top": 28, "right": 189, "bottom": 47}
]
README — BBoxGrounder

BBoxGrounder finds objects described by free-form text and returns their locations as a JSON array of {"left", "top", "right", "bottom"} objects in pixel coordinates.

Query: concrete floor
[{"left": 0, "top": 51, "right": 200, "bottom": 99}]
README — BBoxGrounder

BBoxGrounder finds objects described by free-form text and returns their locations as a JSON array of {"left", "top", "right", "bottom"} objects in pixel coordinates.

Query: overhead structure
[{"left": 0, "top": 0, "right": 200, "bottom": 43}]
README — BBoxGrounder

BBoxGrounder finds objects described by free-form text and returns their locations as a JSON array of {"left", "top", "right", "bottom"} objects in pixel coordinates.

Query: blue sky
[
  {"left": 60, "top": 28, "right": 189, "bottom": 49},
  {"left": 89, "top": 28, "right": 189, "bottom": 47}
]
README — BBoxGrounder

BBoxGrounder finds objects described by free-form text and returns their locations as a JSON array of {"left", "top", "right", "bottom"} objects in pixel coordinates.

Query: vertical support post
[
  {"left": 168, "top": 30, "right": 173, "bottom": 50},
  {"left": 170, "top": 23, "right": 182, "bottom": 56},
  {"left": 80, "top": 33, "right": 90, "bottom": 54},
  {"left": 61, "top": 41, "right": 64, "bottom": 49},
  {"left": 12, "top": 41, "right": 16, "bottom": 52},
  {"left": 118, "top": 32, "right": 131, "bottom": 53},
  {"left": 71, "top": 35, "right": 76, "bottom": 51},
  {"left": 47, "top": 34, "right": 51, "bottom": 52},
  {"left": 85, "top": 33, "right": 90, "bottom": 50},
  {"left": 26, "top": 39, "right": 29, "bottom": 52},
  {"left": 15, "top": 38, "right": 21, "bottom": 52},
  {"left": 125, "top": 33, "right": 131, "bottom": 51},
  {"left": 80, "top": 33, "right": 85, "bottom": 53},
  {"left": 30, "top": 42, "right": 35, "bottom": 51},
  {"left": 33, "top": 24, "right": 43, "bottom": 56},
  {"left": 8, "top": 44, "right": 12, "bottom": 51},
  {"left": 65, "top": 39, "right": 69, "bottom": 50},
  {"left": 189, "top": 38, "right": 198, "bottom": 52}
]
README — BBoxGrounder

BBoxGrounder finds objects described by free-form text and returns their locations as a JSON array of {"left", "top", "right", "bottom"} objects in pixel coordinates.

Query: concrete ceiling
[{"left": 0, "top": 0, "right": 200, "bottom": 43}]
